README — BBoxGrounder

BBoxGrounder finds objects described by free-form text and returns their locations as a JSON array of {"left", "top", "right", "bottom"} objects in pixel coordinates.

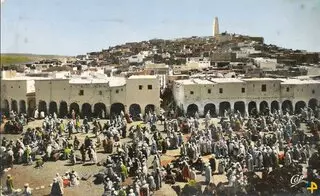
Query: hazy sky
[{"left": 1, "top": 0, "right": 320, "bottom": 55}]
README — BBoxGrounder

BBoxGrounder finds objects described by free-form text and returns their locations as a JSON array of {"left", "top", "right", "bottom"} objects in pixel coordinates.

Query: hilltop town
[{"left": 1, "top": 18, "right": 320, "bottom": 196}]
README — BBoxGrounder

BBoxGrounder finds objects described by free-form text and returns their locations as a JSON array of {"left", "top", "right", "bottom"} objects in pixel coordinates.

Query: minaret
[{"left": 213, "top": 17, "right": 219, "bottom": 37}]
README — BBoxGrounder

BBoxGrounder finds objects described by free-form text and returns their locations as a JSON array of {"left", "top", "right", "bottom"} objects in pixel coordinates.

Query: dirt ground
[
  {"left": 1, "top": 119, "right": 193, "bottom": 196},
  {"left": 0, "top": 117, "right": 300, "bottom": 195}
]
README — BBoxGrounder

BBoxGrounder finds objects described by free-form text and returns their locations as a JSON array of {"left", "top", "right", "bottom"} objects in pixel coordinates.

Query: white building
[
  {"left": 186, "top": 57, "right": 211, "bottom": 68},
  {"left": 144, "top": 63, "right": 169, "bottom": 89},
  {"left": 173, "top": 77, "right": 320, "bottom": 116},
  {"left": 236, "top": 47, "right": 261, "bottom": 59},
  {"left": 1, "top": 71, "right": 160, "bottom": 118},
  {"left": 253, "top": 58, "right": 277, "bottom": 71}
]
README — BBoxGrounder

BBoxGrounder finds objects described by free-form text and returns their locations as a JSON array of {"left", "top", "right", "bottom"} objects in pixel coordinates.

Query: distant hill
[{"left": 0, "top": 53, "right": 70, "bottom": 67}]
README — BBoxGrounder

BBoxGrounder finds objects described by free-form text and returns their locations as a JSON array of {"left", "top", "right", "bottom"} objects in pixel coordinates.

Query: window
[
  {"left": 148, "top": 85, "right": 152, "bottom": 90},
  {"left": 99, "top": 91, "right": 102, "bottom": 95},
  {"left": 219, "top": 88, "right": 223, "bottom": 94},
  {"left": 286, "top": 87, "right": 290, "bottom": 92},
  {"left": 79, "top": 90, "right": 84, "bottom": 96},
  {"left": 190, "top": 91, "right": 194, "bottom": 95},
  {"left": 18, "top": 86, "right": 20, "bottom": 88},
  {"left": 312, "top": 90, "right": 315, "bottom": 94},
  {"left": 116, "top": 89, "right": 119, "bottom": 93},
  {"left": 11, "top": 86, "right": 13, "bottom": 88},
  {"left": 241, "top": 88, "right": 245, "bottom": 93},
  {"left": 208, "top": 89, "right": 211, "bottom": 94},
  {"left": 261, "top": 84, "right": 266, "bottom": 92},
  {"left": 139, "top": 85, "right": 143, "bottom": 90}
]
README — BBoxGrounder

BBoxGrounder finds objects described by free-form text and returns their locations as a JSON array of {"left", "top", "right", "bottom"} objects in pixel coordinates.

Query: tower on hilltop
[{"left": 213, "top": 17, "right": 219, "bottom": 37}]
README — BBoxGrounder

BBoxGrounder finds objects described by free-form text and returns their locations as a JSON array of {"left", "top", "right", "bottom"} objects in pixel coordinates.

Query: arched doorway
[
  {"left": 59, "top": 101, "right": 68, "bottom": 118},
  {"left": 308, "top": 98, "right": 318, "bottom": 111},
  {"left": 11, "top": 100, "right": 18, "bottom": 113},
  {"left": 248, "top": 101, "right": 257, "bottom": 116},
  {"left": 187, "top": 104, "right": 198, "bottom": 117},
  {"left": 19, "top": 100, "right": 26, "bottom": 114},
  {"left": 204, "top": 103, "right": 216, "bottom": 117},
  {"left": 219, "top": 102, "right": 231, "bottom": 116},
  {"left": 81, "top": 103, "right": 92, "bottom": 118},
  {"left": 271, "top": 101, "right": 279, "bottom": 113},
  {"left": 259, "top": 101, "right": 269, "bottom": 115},
  {"left": 49, "top": 101, "right": 58, "bottom": 115},
  {"left": 94, "top": 103, "right": 107, "bottom": 119},
  {"left": 234, "top": 101, "right": 245, "bottom": 115},
  {"left": 110, "top": 103, "right": 125, "bottom": 116},
  {"left": 38, "top": 101, "right": 47, "bottom": 115},
  {"left": 145, "top": 104, "right": 156, "bottom": 114},
  {"left": 1, "top": 99, "right": 10, "bottom": 117},
  {"left": 69, "top": 102, "right": 80, "bottom": 117},
  {"left": 295, "top": 101, "right": 306, "bottom": 114},
  {"left": 282, "top": 100, "right": 293, "bottom": 114},
  {"left": 129, "top": 104, "right": 142, "bottom": 119}
]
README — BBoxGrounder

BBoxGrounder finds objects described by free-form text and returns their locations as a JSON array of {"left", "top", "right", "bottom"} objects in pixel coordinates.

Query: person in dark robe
[
  {"left": 73, "top": 136, "right": 80, "bottom": 150},
  {"left": 154, "top": 168, "right": 162, "bottom": 190},
  {"left": 67, "top": 121, "right": 73, "bottom": 139},
  {"left": 121, "top": 124, "right": 127, "bottom": 138},
  {"left": 209, "top": 155, "right": 216, "bottom": 174},
  {"left": 79, "top": 144, "right": 86, "bottom": 163},
  {"left": 161, "top": 139, "right": 167, "bottom": 154},
  {"left": 84, "top": 136, "right": 91, "bottom": 149},
  {"left": 50, "top": 178, "right": 63, "bottom": 196}
]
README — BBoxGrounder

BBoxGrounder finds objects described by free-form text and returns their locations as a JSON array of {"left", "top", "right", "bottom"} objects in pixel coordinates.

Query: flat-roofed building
[
  {"left": 173, "top": 77, "right": 320, "bottom": 116},
  {"left": 1, "top": 72, "right": 160, "bottom": 118},
  {"left": 126, "top": 75, "right": 160, "bottom": 116}
]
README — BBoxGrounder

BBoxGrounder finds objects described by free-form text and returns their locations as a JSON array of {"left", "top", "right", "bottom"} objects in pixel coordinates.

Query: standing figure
[
  {"left": 6, "top": 175, "right": 14, "bottom": 194},
  {"left": 50, "top": 178, "right": 63, "bottom": 196},
  {"left": 204, "top": 164, "right": 212, "bottom": 184}
]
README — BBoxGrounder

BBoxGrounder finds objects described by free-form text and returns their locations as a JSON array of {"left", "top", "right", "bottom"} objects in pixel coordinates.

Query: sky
[{"left": 1, "top": 0, "right": 320, "bottom": 56}]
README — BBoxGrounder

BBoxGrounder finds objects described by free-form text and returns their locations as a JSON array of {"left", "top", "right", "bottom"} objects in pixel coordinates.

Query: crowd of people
[{"left": 0, "top": 105, "right": 320, "bottom": 195}]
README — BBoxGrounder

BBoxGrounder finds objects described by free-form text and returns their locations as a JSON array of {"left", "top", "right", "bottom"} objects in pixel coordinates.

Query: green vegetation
[
  {"left": 0, "top": 53, "right": 70, "bottom": 68},
  {"left": 0, "top": 55, "right": 32, "bottom": 66}
]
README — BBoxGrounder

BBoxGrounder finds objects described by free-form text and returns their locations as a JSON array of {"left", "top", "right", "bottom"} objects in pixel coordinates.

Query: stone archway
[
  {"left": 38, "top": 101, "right": 47, "bottom": 115},
  {"left": 259, "top": 101, "right": 269, "bottom": 115},
  {"left": 81, "top": 103, "right": 92, "bottom": 118},
  {"left": 94, "top": 103, "right": 107, "bottom": 119},
  {"left": 308, "top": 98, "right": 318, "bottom": 111},
  {"left": 110, "top": 103, "right": 125, "bottom": 116},
  {"left": 204, "top": 103, "right": 216, "bottom": 117},
  {"left": 49, "top": 101, "right": 58, "bottom": 116},
  {"left": 219, "top": 102, "right": 231, "bottom": 116},
  {"left": 129, "top": 104, "right": 142, "bottom": 119},
  {"left": 234, "top": 101, "right": 245, "bottom": 115},
  {"left": 19, "top": 100, "right": 26, "bottom": 114},
  {"left": 282, "top": 100, "right": 293, "bottom": 114},
  {"left": 145, "top": 104, "right": 156, "bottom": 114},
  {"left": 248, "top": 101, "right": 257, "bottom": 116},
  {"left": 11, "top": 100, "right": 18, "bottom": 113},
  {"left": 1, "top": 99, "right": 10, "bottom": 117},
  {"left": 187, "top": 104, "right": 198, "bottom": 117},
  {"left": 59, "top": 101, "right": 68, "bottom": 118},
  {"left": 295, "top": 101, "right": 306, "bottom": 114},
  {"left": 69, "top": 102, "right": 80, "bottom": 117},
  {"left": 271, "top": 101, "right": 279, "bottom": 113}
]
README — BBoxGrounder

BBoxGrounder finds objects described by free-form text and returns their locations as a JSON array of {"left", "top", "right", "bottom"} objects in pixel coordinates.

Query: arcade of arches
[
  {"left": 1, "top": 98, "right": 319, "bottom": 119},
  {"left": 186, "top": 99, "right": 320, "bottom": 117},
  {"left": 5, "top": 101, "right": 158, "bottom": 119}
]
